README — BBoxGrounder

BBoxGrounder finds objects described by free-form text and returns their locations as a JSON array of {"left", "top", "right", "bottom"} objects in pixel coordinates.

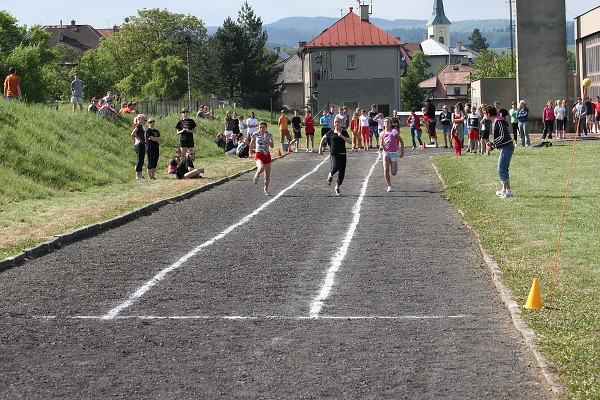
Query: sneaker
[
  {"left": 387, "top": 186, "right": 393, "bottom": 192},
  {"left": 306, "top": 149, "right": 310, "bottom": 153},
  {"left": 500, "top": 189, "right": 513, "bottom": 198},
  {"left": 253, "top": 175, "right": 259, "bottom": 185},
  {"left": 411, "top": 146, "right": 416, "bottom": 150},
  {"left": 496, "top": 189, "right": 506, "bottom": 196},
  {"left": 326, "top": 173, "right": 333, "bottom": 185},
  {"left": 334, "top": 187, "right": 341, "bottom": 196},
  {"left": 264, "top": 188, "right": 269, "bottom": 196}
]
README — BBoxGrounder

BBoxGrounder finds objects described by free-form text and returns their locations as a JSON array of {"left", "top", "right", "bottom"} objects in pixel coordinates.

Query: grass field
[{"left": 1, "top": 102, "right": 599, "bottom": 398}]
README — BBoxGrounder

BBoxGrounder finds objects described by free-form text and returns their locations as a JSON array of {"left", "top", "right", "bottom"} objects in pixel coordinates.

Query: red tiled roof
[
  {"left": 306, "top": 10, "right": 403, "bottom": 47},
  {"left": 43, "top": 24, "right": 104, "bottom": 55}
]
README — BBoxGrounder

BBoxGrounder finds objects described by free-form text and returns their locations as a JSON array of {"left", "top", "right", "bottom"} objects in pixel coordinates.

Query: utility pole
[
  {"left": 183, "top": 36, "right": 193, "bottom": 110},
  {"left": 509, "top": 0, "right": 515, "bottom": 77}
]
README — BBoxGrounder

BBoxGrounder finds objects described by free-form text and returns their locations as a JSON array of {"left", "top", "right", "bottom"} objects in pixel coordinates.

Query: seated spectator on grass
[
  {"left": 175, "top": 150, "right": 204, "bottom": 179},
  {"left": 196, "top": 105, "right": 206, "bottom": 119},
  {"left": 97, "top": 98, "right": 118, "bottom": 119},
  {"left": 165, "top": 149, "right": 182, "bottom": 175},
  {"left": 215, "top": 132, "right": 226, "bottom": 149},
  {"left": 87, "top": 97, "right": 98, "bottom": 113},
  {"left": 225, "top": 132, "right": 238, "bottom": 155}
]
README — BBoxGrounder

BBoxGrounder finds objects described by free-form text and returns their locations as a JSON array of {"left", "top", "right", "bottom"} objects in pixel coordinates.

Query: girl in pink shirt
[{"left": 379, "top": 117, "right": 404, "bottom": 192}]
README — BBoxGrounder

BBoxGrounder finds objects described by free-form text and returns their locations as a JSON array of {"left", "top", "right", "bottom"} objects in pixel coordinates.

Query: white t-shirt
[{"left": 246, "top": 118, "right": 258, "bottom": 136}]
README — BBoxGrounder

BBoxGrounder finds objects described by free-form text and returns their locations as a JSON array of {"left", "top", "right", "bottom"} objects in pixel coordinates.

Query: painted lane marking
[
  {"left": 35, "top": 314, "right": 470, "bottom": 321},
  {"left": 101, "top": 157, "right": 330, "bottom": 320},
  {"left": 309, "top": 152, "right": 382, "bottom": 318}
]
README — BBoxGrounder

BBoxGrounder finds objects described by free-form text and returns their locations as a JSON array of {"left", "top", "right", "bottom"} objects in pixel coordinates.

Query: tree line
[{"left": 0, "top": 2, "right": 282, "bottom": 109}]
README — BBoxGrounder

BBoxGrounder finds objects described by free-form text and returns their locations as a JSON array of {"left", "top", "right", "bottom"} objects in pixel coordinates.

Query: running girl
[{"left": 379, "top": 117, "right": 404, "bottom": 192}]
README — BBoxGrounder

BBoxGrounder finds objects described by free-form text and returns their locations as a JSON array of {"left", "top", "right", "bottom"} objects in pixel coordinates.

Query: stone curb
[
  {"left": 0, "top": 161, "right": 265, "bottom": 274},
  {"left": 430, "top": 160, "right": 563, "bottom": 397}
]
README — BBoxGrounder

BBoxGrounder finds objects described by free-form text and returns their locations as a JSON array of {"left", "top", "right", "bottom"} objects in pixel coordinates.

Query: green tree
[
  {"left": 0, "top": 11, "right": 26, "bottom": 55},
  {"left": 467, "top": 28, "right": 489, "bottom": 52},
  {"left": 401, "top": 51, "right": 431, "bottom": 111},
  {"left": 78, "top": 8, "right": 206, "bottom": 100},
  {"left": 142, "top": 56, "right": 187, "bottom": 100},
  {"left": 567, "top": 50, "right": 576, "bottom": 73},
  {"left": 469, "top": 49, "right": 514, "bottom": 80},
  {"left": 204, "top": 2, "right": 282, "bottom": 109}
]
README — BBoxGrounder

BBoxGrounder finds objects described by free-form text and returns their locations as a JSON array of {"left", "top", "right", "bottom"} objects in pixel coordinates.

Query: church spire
[{"left": 427, "top": 0, "right": 452, "bottom": 26}]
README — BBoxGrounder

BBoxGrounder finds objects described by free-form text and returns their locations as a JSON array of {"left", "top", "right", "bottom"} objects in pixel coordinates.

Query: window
[
  {"left": 454, "top": 87, "right": 461, "bottom": 95},
  {"left": 346, "top": 54, "right": 357, "bottom": 69}
]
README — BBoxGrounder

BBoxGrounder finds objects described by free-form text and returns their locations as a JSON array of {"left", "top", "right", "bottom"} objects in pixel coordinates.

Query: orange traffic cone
[
  {"left": 523, "top": 278, "right": 543, "bottom": 310},
  {"left": 277, "top": 149, "right": 282, "bottom": 157},
  {"left": 288, "top": 145, "right": 293, "bottom": 153}
]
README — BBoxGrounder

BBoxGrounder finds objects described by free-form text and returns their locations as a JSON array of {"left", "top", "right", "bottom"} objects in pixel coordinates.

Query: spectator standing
[
  {"left": 303, "top": 110, "right": 316, "bottom": 152},
  {"left": 554, "top": 100, "right": 567, "bottom": 139},
  {"left": 390, "top": 109, "right": 401, "bottom": 131},
  {"left": 425, "top": 99, "right": 437, "bottom": 146},
  {"left": 319, "top": 117, "right": 352, "bottom": 196},
  {"left": 359, "top": 109, "right": 370, "bottom": 151},
  {"left": 224, "top": 110, "right": 235, "bottom": 138},
  {"left": 541, "top": 100, "right": 555, "bottom": 140},
  {"left": 595, "top": 96, "right": 600, "bottom": 133},
  {"left": 350, "top": 112, "right": 361, "bottom": 151},
  {"left": 573, "top": 97, "right": 587, "bottom": 136},
  {"left": 289, "top": 109, "right": 302, "bottom": 152},
  {"left": 232, "top": 112, "right": 241, "bottom": 137},
  {"left": 508, "top": 101, "right": 519, "bottom": 145},
  {"left": 278, "top": 110, "right": 292, "bottom": 148},
  {"left": 320, "top": 110, "right": 332, "bottom": 151},
  {"left": 516, "top": 100, "right": 531, "bottom": 146},
  {"left": 487, "top": 107, "right": 515, "bottom": 198},
  {"left": 379, "top": 117, "right": 404, "bottom": 192},
  {"left": 480, "top": 104, "right": 492, "bottom": 156},
  {"left": 467, "top": 106, "right": 480, "bottom": 153},
  {"left": 238, "top": 114, "right": 247, "bottom": 138},
  {"left": 451, "top": 102, "right": 466, "bottom": 155},
  {"left": 131, "top": 114, "right": 147, "bottom": 180},
  {"left": 70, "top": 73, "right": 83, "bottom": 112},
  {"left": 368, "top": 104, "right": 379, "bottom": 148},
  {"left": 145, "top": 118, "right": 163, "bottom": 180},
  {"left": 175, "top": 108, "right": 196, "bottom": 157},
  {"left": 3, "top": 67, "right": 21, "bottom": 101},
  {"left": 249, "top": 121, "right": 275, "bottom": 195},
  {"left": 438, "top": 105, "right": 452, "bottom": 148},
  {"left": 406, "top": 108, "right": 423, "bottom": 150},
  {"left": 246, "top": 111, "right": 258, "bottom": 138},
  {"left": 585, "top": 97, "right": 595, "bottom": 134}
]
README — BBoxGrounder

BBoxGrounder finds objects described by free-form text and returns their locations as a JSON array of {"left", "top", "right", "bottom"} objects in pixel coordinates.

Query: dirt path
[{"left": 0, "top": 148, "right": 556, "bottom": 399}]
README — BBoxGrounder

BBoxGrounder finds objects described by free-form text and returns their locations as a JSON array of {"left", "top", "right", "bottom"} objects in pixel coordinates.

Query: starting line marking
[
  {"left": 35, "top": 314, "right": 470, "bottom": 321},
  {"left": 101, "top": 157, "right": 330, "bottom": 320}
]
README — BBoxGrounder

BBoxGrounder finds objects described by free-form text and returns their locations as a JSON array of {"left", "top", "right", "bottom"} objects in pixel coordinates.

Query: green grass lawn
[
  {"left": 431, "top": 141, "right": 600, "bottom": 399},
  {"left": 1, "top": 102, "right": 599, "bottom": 398}
]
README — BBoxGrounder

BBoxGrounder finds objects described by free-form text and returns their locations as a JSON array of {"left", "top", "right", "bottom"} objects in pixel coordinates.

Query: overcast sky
[{"left": 5, "top": 0, "right": 598, "bottom": 28}]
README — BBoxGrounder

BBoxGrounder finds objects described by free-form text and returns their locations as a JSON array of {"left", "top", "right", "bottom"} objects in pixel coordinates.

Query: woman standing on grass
[
  {"left": 249, "top": 121, "right": 274, "bottom": 196},
  {"left": 486, "top": 107, "right": 515, "bottom": 198},
  {"left": 319, "top": 117, "right": 352, "bottom": 196},
  {"left": 145, "top": 118, "right": 163, "bottom": 180},
  {"left": 379, "top": 117, "right": 404, "bottom": 193},
  {"left": 131, "top": 114, "right": 147, "bottom": 179}
]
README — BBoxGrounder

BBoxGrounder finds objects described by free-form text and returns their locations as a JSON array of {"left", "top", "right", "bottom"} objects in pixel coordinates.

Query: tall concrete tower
[{"left": 427, "top": 0, "right": 451, "bottom": 45}]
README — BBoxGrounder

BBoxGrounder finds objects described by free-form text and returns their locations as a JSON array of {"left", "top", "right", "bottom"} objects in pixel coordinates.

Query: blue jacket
[{"left": 516, "top": 107, "right": 529, "bottom": 122}]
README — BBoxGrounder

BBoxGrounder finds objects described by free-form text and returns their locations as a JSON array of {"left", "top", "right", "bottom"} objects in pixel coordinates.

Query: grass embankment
[
  {"left": 432, "top": 143, "right": 599, "bottom": 399},
  {"left": 1, "top": 102, "right": 598, "bottom": 398},
  {"left": 0, "top": 102, "right": 271, "bottom": 258}
]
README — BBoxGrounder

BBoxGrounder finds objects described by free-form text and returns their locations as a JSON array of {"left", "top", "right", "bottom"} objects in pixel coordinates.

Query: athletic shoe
[
  {"left": 411, "top": 146, "right": 416, "bottom": 150},
  {"left": 327, "top": 173, "right": 333, "bottom": 185},
  {"left": 264, "top": 188, "right": 269, "bottom": 196},
  {"left": 387, "top": 186, "right": 393, "bottom": 192},
  {"left": 334, "top": 187, "right": 341, "bottom": 196},
  {"left": 306, "top": 149, "right": 310, "bottom": 153},
  {"left": 253, "top": 175, "right": 259, "bottom": 185},
  {"left": 500, "top": 189, "right": 513, "bottom": 198},
  {"left": 496, "top": 189, "right": 505, "bottom": 196}
]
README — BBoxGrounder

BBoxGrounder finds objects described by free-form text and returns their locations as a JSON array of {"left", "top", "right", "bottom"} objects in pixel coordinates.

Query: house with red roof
[
  {"left": 42, "top": 20, "right": 115, "bottom": 64},
  {"left": 299, "top": 5, "right": 405, "bottom": 115},
  {"left": 419, "top": 62, "right": 474, "bottom": 109}
]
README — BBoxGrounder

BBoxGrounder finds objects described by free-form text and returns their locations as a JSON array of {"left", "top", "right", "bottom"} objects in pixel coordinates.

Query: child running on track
[
  {"left": 319, "top": 117, "right": 352, "bottom": 196},
  {"left": 379, "top": 117, "right": 404, "bottom": 192},
  {"left": 249, "top": 120, "right": 275, "bottom": 196}
]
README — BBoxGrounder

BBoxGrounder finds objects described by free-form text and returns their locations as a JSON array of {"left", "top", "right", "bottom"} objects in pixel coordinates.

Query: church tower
[{"left": 427, "top": 0, "right": 451, "bottom": 45}]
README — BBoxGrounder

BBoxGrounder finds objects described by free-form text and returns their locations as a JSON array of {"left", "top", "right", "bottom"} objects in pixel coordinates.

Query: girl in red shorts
[{"left": 249, "top": 121, "right": 275, "bottom": 195}]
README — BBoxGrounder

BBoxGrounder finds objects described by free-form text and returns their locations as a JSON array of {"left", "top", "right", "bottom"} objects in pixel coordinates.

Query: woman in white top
[
  {"left": 554, "top": 100, "right": 567, "bottom": 139},
  {"left": 246, "top": 111, "right": 258, "bottom": 138}
]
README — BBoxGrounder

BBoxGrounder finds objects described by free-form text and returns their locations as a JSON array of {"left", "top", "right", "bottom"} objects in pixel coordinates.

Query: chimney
[
  {"left": 360, "top": 4, "right": 369, "bottom": 21},
  {"left": 456, "top": 41, "right": 462, "bottom": 51},
  {"left": 71, "top": 20, "right": 76, "bottom": 26},
  {"left": 299, "top": 41, "right": 307, "bottom": 47}
]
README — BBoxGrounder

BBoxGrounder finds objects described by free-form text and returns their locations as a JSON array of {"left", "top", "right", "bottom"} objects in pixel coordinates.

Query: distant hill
[{"left": 208, "top": 17, "right": 575, "bottom": 51}]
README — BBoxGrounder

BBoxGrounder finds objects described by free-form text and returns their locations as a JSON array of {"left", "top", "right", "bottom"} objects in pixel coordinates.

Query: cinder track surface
[{"left": 0, "top": 149, "right": 555, "bottom": 399}]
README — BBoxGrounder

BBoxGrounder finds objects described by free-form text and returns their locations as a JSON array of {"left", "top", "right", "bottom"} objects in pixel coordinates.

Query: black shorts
[{"left": 480, "top": 131, "right": 490, "bottom": 140}]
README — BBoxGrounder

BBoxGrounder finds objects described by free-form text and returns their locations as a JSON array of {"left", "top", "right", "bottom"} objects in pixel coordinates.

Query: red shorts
[
  {"left": 255, "top": 151, "right": 272, "bottom": 164},
  {"left": 468, "top": 129, "right": 480, "bottom": 140}
]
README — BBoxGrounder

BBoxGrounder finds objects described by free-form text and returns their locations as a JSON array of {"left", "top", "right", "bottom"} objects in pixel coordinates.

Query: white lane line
[
  {"left": 309, "top": 152, "right": 382, "bottom": 318},
  {"left": 101, "top": 157, "right": 330, "bottom": 320},
  {"left": 36, "top": 314, "right": 470, "bottom": 321}
]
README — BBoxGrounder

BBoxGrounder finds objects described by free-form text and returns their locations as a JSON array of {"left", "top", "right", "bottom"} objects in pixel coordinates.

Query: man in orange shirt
[
  {"left": 3, "top": 67, "right": 21, "bottom": 101},
  {"left": 278, "top": 110, "right": 291, "bottom": 148}
]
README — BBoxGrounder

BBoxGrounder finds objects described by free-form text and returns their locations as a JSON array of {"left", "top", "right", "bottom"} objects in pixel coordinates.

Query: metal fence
[{"left": 134, "top": 97, "right": 221, "bottom": 118}]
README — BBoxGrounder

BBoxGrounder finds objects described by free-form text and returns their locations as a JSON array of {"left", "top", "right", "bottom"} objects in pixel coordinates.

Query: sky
[{"left": 4, "top": 0, "right": 598, "bottom": 29}]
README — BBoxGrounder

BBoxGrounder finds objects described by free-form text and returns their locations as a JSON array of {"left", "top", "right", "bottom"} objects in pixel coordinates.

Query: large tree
[
  {"left": 467, "top": 28, "right": 489, "bottom": 52},
  {"left": 469, "top": 49, "right": 514, "bottom": 80},
  {"left": 401, "top": 51, "right": 431, "bottom": 111},
  {"left": 204, "top": 2, "right": 282, "bottom": 109},
  {"left": 78, "top": 8, "right": 207, "bottom": 100}
]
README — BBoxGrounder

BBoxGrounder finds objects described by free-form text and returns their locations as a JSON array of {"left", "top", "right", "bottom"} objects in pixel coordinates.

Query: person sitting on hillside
[
  {"left": 175, "top": 149, "right": 204, "bottom": 179},
  {"left": 87, "top": 97, "right": 99, "bottom": 113},
  {"left": 165, "top": 149, "right": 182, "bottom": 175},
  {"left": 196, "top": 105, "right": 206, "bottom": 119},
  {"left": 215, "top": 132, "right": 226, "bottom": 149}
]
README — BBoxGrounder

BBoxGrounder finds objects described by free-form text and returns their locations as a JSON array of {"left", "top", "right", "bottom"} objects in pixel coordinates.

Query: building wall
[
  {"left": 574, "top": 6, "right": 600, "bottom": 100},
  {"left": 471, "top": 78, "right": 516, "bottom": 111},
  {"left": 328, "top": 46, "right": 402, "bottom": 80},
  {"left": 317, "top": 78, "right": 396, "bottom": 116},
  {"left": 515, "top": 0, "right": 567, "bottom": 133}
]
